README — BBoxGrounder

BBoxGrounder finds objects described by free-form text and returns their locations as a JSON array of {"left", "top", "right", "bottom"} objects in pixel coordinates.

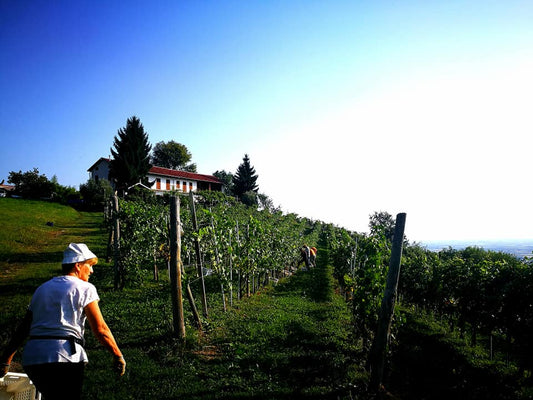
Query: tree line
[{"left": 5, "top": 115, "right": 264, "bottom": 209}]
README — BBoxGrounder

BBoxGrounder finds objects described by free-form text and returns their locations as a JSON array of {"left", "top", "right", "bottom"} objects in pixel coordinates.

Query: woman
[{"left": 0, "top": 243, "right": 126, "bottom": 400}]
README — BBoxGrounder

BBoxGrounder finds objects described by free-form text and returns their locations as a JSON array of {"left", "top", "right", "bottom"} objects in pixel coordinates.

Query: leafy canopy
[
  {"left": 79, "top": 178, "right": 113, "bottom": 210},
  {"left": 151, "top": 140, "right": 197, "bottom": 172},
  {"left": 109, "top": 116, "right": 152, "bottom": 193},
  {"left": 368, "top": 211, "right": 396, "bottom": 242},
  {"left": 213, "top": 170, "right": 234, "bottom": 195},
  {"left": 8, "top": 168, "right": 55, "bottom": 199}
]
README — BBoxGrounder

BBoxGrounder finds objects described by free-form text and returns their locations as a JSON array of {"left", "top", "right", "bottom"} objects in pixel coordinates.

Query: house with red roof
[
  {"left": 0, "top": 183, "right": 15, "bottom": 197},
  {"left": 88, "top": 158, "right": 223, "bottom": 194}
]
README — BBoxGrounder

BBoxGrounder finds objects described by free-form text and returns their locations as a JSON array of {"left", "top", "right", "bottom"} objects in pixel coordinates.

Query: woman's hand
[
  {"left": 113, "top": 355, "right": 126, "bottom": 376},
  {"left": 1, "top": 363, "right": 9, "bottom": 378}
]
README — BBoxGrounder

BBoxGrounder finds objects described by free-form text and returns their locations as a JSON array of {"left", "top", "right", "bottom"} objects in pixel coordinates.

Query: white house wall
[
  {"left": 147, "top": 173, "right": 198, "bottom": 194},
  {"left": 90, "top": 159, "right": 110, "bottom": 182}
]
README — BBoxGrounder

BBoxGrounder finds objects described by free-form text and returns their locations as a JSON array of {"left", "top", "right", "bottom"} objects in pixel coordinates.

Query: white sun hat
[{"left": 62, "top": 243, "right": 97, "bottom": 264}]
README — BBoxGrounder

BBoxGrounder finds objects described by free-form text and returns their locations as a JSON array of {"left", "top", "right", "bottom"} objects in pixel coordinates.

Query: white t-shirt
[{"left": 22, "top": 276, "right": 100, "bottom": 365}]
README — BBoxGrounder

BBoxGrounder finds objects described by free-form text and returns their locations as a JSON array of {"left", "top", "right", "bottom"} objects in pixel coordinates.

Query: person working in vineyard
[
  {"left": 309, "top": 247, "right": 317, "bottom": 268},
  {"left": 0, "top": 243, "right": 126, "bottom": 400},
  {"left": 296, "top": 245, "right": 312, "bottom": 270}
]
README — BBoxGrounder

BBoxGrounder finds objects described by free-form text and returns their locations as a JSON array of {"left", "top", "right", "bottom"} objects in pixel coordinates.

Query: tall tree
[
  {"left": 151, "top": 140, "right": 197, "bottom": 172},
  {"left": 233, "top": 154, "right": 259, "bottom": 200},
  {"left": 109, "top": 116, "right": 152, "bottom": 193}
]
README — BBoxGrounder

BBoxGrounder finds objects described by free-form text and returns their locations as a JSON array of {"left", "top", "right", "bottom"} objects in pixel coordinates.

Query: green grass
[
  {"left": 0, "top": 198, "right": 105, "bottom": 278},
  {"left": 203, "top": 272, "right": 364, "bottom": 398}
]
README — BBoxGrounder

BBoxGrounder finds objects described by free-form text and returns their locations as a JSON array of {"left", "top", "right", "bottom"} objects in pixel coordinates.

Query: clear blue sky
[{"left": 1, "top": 1, "right": 532, "bottom": 242}]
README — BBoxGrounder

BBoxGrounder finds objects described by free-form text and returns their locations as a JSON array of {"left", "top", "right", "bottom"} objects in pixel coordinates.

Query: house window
[
  {"left": 156, "top": 178, "right": 161, "bottom": 190},
  {"left": 183, "top": 181, "right": 187, "bottom": 192},
  {"left": 189, "top": 182, "right": 193, "bottom": 192},
  {"left": 166, "top": 179, "right": 170, "bottom": 191}
]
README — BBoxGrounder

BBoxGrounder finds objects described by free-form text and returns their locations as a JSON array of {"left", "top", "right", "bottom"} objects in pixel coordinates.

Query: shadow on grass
[
  {"left": 0, "top": 251, "right": 64, "bottom": 263},
  {"left": 0, "top": 280, "right": 48, "bottom": 296},
  {"left": 388, "top": 309, "right": 524, "bottom": 400}
]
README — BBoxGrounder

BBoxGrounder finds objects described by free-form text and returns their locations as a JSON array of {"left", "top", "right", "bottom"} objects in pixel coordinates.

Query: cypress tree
[
  {"left": 233, "top": 154, "right": 259, "bottom": 200},
  {"left": 109, "top": 116, "right": 152, "bottom": 193}
]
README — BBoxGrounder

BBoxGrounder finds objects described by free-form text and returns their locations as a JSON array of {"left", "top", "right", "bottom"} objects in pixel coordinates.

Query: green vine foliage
[
  {"left": 320, "top": 223, "right": 390, "bottom": 348},
  {"left": 400, "top": 243, "right": 533, "bottom": 371},
  {"left": 111, "top": 192, "right": 533, "bottom": 371},
  {"left": 113, "top": 191, "right": 317, "bottom": 295},
  {"left": 117, "top": 197, "right": 168, "bottom": 284}
]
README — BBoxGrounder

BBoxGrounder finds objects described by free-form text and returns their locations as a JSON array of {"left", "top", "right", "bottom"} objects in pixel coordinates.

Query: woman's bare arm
[
  {"left": 85, "top": 300, "right": 122, "bottom": 357},
  {"left": 85, "top": 300, "right": 125, "bottom": 375}
]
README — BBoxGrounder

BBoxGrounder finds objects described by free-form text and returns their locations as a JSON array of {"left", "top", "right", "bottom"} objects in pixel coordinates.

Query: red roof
[
  {"left": 88, "top": 158, "right": 221, "bottom": 185},
  {"left": 149, "top": 166, "right": 221, "bottom": 184}
]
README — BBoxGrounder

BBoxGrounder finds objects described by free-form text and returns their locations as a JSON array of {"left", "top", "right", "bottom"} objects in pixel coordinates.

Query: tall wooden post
[
  {"left": 106, "top": 198, "right": 114, "bottom": 263},
  {"left": 210, "top": 216, "right": 227, "bottom": 312},
  {"left": 112, "top": 194, "right": 122, "bottom": 290},
  {"left": 229, "top": 229, "right": 233, "bottom": 307},
  {"left": 189, "top": 190, "right": 208, "bottom": 317},
  {"left": 169, "top": 196, "right": 185, "bottom": 339},
  {"left": 369, "top": 212, "right": 407, "bottom": 391}
]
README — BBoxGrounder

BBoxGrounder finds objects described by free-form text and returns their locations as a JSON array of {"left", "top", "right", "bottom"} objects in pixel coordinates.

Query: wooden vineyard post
[
  {"left": 185, "top": 279, "right": 203, "bottom": 331},
  {"left": 105, "top": 197, "right": 114, "bottom": 263},
  {"left": 181, "top": 206, "right": 203, "bottom": 331},
  {"left": 189, "top": 190, "right": 208, "bottom": 318},
  {"left": 229, "top": 229, "right": 233, "bottom": 307},
  {"left": 169, "top": 196, "right": 186, "bottom": 339},
  {"left": 236, "top": 222, "right": 241, "bottom": 301},
  {"left": 112, "top": 194, "right": 123, "bottom": 290},
  {"left": 210, "top": 216, "right": 227, "bottom": 312},
  {"left": 369, "top": 212, "right": 407, "bottom": 392}
]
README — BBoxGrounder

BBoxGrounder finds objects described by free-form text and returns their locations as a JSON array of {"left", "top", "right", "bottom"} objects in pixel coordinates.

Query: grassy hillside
[
  {"left": 0, "top": 198, "right": 105, "bottom": 279},
  {"left": 0, "top": 198, "right": 107, "bottom": 328}
]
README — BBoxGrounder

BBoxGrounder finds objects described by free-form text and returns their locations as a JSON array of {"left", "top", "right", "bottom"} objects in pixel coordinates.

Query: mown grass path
[{"left": 198, "top": 268, "right": 365, "bottom": 399}]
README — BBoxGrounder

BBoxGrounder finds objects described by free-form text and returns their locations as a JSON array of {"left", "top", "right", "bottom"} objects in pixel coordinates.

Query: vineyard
[
  {"left": 1, "top": 195, "right": 533, "bottom": 398},
  {"left": 105, "top": 190, "right": 533, "bottom": 397}
]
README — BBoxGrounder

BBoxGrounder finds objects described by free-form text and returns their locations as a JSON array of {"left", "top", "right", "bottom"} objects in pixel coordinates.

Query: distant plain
[{"left": 422, "top": 239, "right": 533, "bottom": 258}]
